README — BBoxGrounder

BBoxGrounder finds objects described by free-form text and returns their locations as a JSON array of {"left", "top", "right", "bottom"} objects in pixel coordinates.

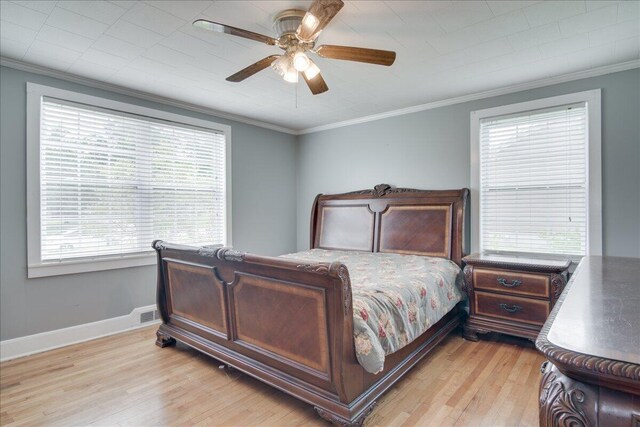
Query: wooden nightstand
[{"left": 462, "top": 253, "right": 570, "bottom": 342}]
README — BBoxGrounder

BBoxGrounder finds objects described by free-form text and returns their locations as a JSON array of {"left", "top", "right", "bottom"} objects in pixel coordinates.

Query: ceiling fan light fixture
[
  {"left": 283, "top": 69, "right": 299, "bottom": 83},
  {"left": 293, "top": 51, "right": 310, "bottom": 72},
  {"left": 271, "top": 55, "right": 287, "bottom": 74},
  {"left": 297, "top": 13, "right": 320, "bottom": 41},
  {"left": 303, "top": 62, "right": 321, "bottom": 80},
  {"left": 272, "top": 54, "right": 299, "bottom": 83}
]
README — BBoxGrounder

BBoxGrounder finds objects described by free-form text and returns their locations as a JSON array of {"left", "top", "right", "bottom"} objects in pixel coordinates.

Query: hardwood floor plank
[{"left": 0, "top": 327, "right": 543, "bottom": 426}]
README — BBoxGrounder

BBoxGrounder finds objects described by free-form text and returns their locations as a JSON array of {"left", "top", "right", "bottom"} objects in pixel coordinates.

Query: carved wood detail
[
  {"left": 538, "top": 340, "right": 640, "bottom": 384},
  {"left": 152, "top": 239, "right": 167, "bottom": 251},
  {"left": 373, "top": 184, "right": 393, "bottom": 197},
  {"left": 539, "top": 367, "right": 591, "bottom": 427},
  {"left": 462, "top": 324, "right": 489, "bottom": 342},
  {"left": 341, "top": 183, "right": 467, "bottom": 198},
  {"left": 197, "top": 245, "right": 220, "bottom": 257},
  {"left": 296, "top": 263, "right": 331, "bottom": 275},
  {"left": 155, "top": 330, "right": 176, "bottom": 348},
  {"left": 549, "top": 273, "right": 566, "bottom": 305},
  {"left": 462, "top": 264, "right": 473, "bottom": 297},
  {"left": 215, "top": 247, "right": 246, "bottom": 262},
  {"left": 315, "top": 402, "right": 377, "bottom": 427},
  {"left": 344, "top": 183, "right": 424, "bottom": 197},
  {"left": 337, "top": 264, "right": 352, "bottom": 313}
]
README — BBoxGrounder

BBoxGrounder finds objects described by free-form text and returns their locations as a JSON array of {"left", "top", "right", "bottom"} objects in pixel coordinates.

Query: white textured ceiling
[{"left": 1, "top": 1, "right": 639, "bottom": 131}]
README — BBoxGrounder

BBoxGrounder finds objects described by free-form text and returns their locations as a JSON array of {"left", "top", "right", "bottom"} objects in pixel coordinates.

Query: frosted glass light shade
[
  {"left": 283, "top": 69, "right": 298, "bottom": 83},
  {"left": 298, "top": 13, "right": 319, "bottom": 39},
  {"left": 293, "top": 51, "right": 310, "bottom": 72},
  {"left": 272, "top": 55, "right": 297, "bottom": 83},
  {"left": 304, "top": 62, "right": 321, "bottom": 80}
]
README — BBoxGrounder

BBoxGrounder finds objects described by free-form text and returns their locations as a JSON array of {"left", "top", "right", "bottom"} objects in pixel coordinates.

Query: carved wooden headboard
[{"left": 310, "top": 184, "right": 469, "bottom": 266}]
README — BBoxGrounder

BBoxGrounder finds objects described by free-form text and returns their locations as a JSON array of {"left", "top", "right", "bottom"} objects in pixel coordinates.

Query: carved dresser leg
[
  {"left": 462, "top": 325, "right": 480, "bottom": 342},
  {"left": 539, "top": 361, "right": 595, "bottom": 427},
  {"left": 463, "top": 324, "right": 490, "bottom": 342},
  {"left": 155, "top": 330, "right": 176, "bottom": 348},
  {"left": 315, "top": 402, "right": 376, "bottom": 426}
]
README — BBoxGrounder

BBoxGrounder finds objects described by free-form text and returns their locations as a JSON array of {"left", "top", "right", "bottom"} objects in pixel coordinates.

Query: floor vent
[{"left": 139, "top": 309, "right": 159, "bottom": 324}]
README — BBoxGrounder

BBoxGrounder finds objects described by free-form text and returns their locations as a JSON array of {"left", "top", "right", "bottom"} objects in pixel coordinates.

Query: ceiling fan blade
[
  {"left": 226, "top": 55, "right": 281, "bottom": 82},
  {"left": 316, "top": 45, "right": 396, "bottom": 66},
  {"left": 296, "top": 0, "right": 344, "bottom": 43},
  {"left": 193, "top": 19, "right": 277, "bottom": 46},
  {"left": 302, "top": 70, "right": 329, "bottom": 95}
]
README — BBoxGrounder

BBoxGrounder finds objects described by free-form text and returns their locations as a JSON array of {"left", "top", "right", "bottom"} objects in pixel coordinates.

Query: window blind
[
  {"left": 40, "top": 98, "right": 227, "bottom": 263},
  {"left": 479, "top": 103, "right": 587, "bottom": 256}
]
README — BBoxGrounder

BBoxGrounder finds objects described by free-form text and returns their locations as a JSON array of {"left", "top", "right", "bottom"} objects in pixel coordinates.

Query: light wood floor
[{"left": 0, "top": 326, "right": 543, "bottom": 426}]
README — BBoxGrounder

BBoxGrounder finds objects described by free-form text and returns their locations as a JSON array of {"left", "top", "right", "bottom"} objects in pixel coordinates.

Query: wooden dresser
[
  {"left": 536, "top": 256, "right": 640, "bottom": 426},
  {"left": 462, "top": 253, "right": 570, "bottom": 341}
]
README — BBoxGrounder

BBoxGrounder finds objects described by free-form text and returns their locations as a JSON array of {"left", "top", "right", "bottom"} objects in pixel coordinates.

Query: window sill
[{"left": 28, "top": 253, "right": 156, "bottom": 278}]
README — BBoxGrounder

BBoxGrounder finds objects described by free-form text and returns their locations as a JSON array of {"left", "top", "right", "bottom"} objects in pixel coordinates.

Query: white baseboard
[{"left": 0, "top": 305, "right": 160, "bottom": 362}]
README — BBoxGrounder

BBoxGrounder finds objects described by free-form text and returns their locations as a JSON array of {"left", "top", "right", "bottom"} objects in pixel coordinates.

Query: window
[
  {"left": 27, "top": 83, "right": 231, "bottom": 278},
  {"left": 470, "top": 90, "right": 601, "bottom": 259}
]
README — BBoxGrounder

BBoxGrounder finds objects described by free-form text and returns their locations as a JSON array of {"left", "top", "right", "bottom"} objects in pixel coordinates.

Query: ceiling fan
[{"left": 193, "top": 0, "right": 396, "bottom": 95}]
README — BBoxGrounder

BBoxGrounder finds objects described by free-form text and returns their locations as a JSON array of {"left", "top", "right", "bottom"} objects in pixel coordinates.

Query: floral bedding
[{"left": 280, "top": 249, "right": 464, "bottom": 374}]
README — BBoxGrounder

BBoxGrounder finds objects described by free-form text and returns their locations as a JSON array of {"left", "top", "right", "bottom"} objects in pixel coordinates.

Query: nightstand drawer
[
  {"left": 474, "top": 291, "right": 550, "bottom": 326},
  {"left": 473, "top": 268, "right": 549, "bottom": 298}
]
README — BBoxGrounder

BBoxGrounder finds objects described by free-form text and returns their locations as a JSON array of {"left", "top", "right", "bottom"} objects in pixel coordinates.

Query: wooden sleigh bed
[{"left": 153, "top": 184, "right": 469, "bottom": 425}]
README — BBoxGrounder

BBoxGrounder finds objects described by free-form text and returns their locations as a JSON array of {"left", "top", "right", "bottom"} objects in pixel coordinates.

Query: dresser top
[
  {"left": 537, "top": 256, "right": 640, "bottom": 392},
  {"left": 463, "top": 253, "right": 571, "bottom": 272}
]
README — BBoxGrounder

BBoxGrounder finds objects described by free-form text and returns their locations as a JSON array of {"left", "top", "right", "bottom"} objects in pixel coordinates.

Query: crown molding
[
  {"left": 298, "top": 59, "right": 640, "bottom": 135},
  {"left": 0, "top": 56, "right": 299, "bottom": 135},
  {"left": 3, "top": 56, "right": 638, "bottom": 137}
]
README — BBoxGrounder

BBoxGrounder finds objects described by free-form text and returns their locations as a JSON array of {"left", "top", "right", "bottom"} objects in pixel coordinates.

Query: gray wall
[
  {"left": 297, "top": 68, "right": 640, "bottom": 258},
  {"left": 2, "top": 66, "right": 638, "bottom": 341},
  {"left": 0, "top": 65, "right": 298, "bottom": 341}
]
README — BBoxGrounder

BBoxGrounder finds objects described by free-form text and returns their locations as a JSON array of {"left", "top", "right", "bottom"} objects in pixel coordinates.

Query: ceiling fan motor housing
[{"left": 273, "top": 9, "right": 306, "bottom": 38}]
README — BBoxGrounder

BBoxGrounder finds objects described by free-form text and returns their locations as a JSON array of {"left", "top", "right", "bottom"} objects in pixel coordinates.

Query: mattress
[{"left": 280, "top": 249, "right": 463, "bottom": 374}]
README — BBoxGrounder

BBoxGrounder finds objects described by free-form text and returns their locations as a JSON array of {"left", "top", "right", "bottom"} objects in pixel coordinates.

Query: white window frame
[
  {"left": 470, "top": 89, "right": 602, "bottom": 259},
  {"left": 26, "top": 83, "right": 233, "bottom": 278}
]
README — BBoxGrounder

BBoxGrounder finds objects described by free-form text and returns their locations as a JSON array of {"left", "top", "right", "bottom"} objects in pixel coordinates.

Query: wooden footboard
[
  {"left": 153, "top": 240, "right": 464, "bottom": 425},
  {"left": 153, "top": 240, "right": 368, "bottom": 420}
]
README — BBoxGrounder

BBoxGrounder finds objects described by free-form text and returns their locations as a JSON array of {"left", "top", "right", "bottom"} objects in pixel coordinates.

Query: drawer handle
[
  {"left": 499, "top": 303, "right": 522, "bottom": 313},
  {"left": 497, "top": 278, "right": 522, "bottom": 288}
]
